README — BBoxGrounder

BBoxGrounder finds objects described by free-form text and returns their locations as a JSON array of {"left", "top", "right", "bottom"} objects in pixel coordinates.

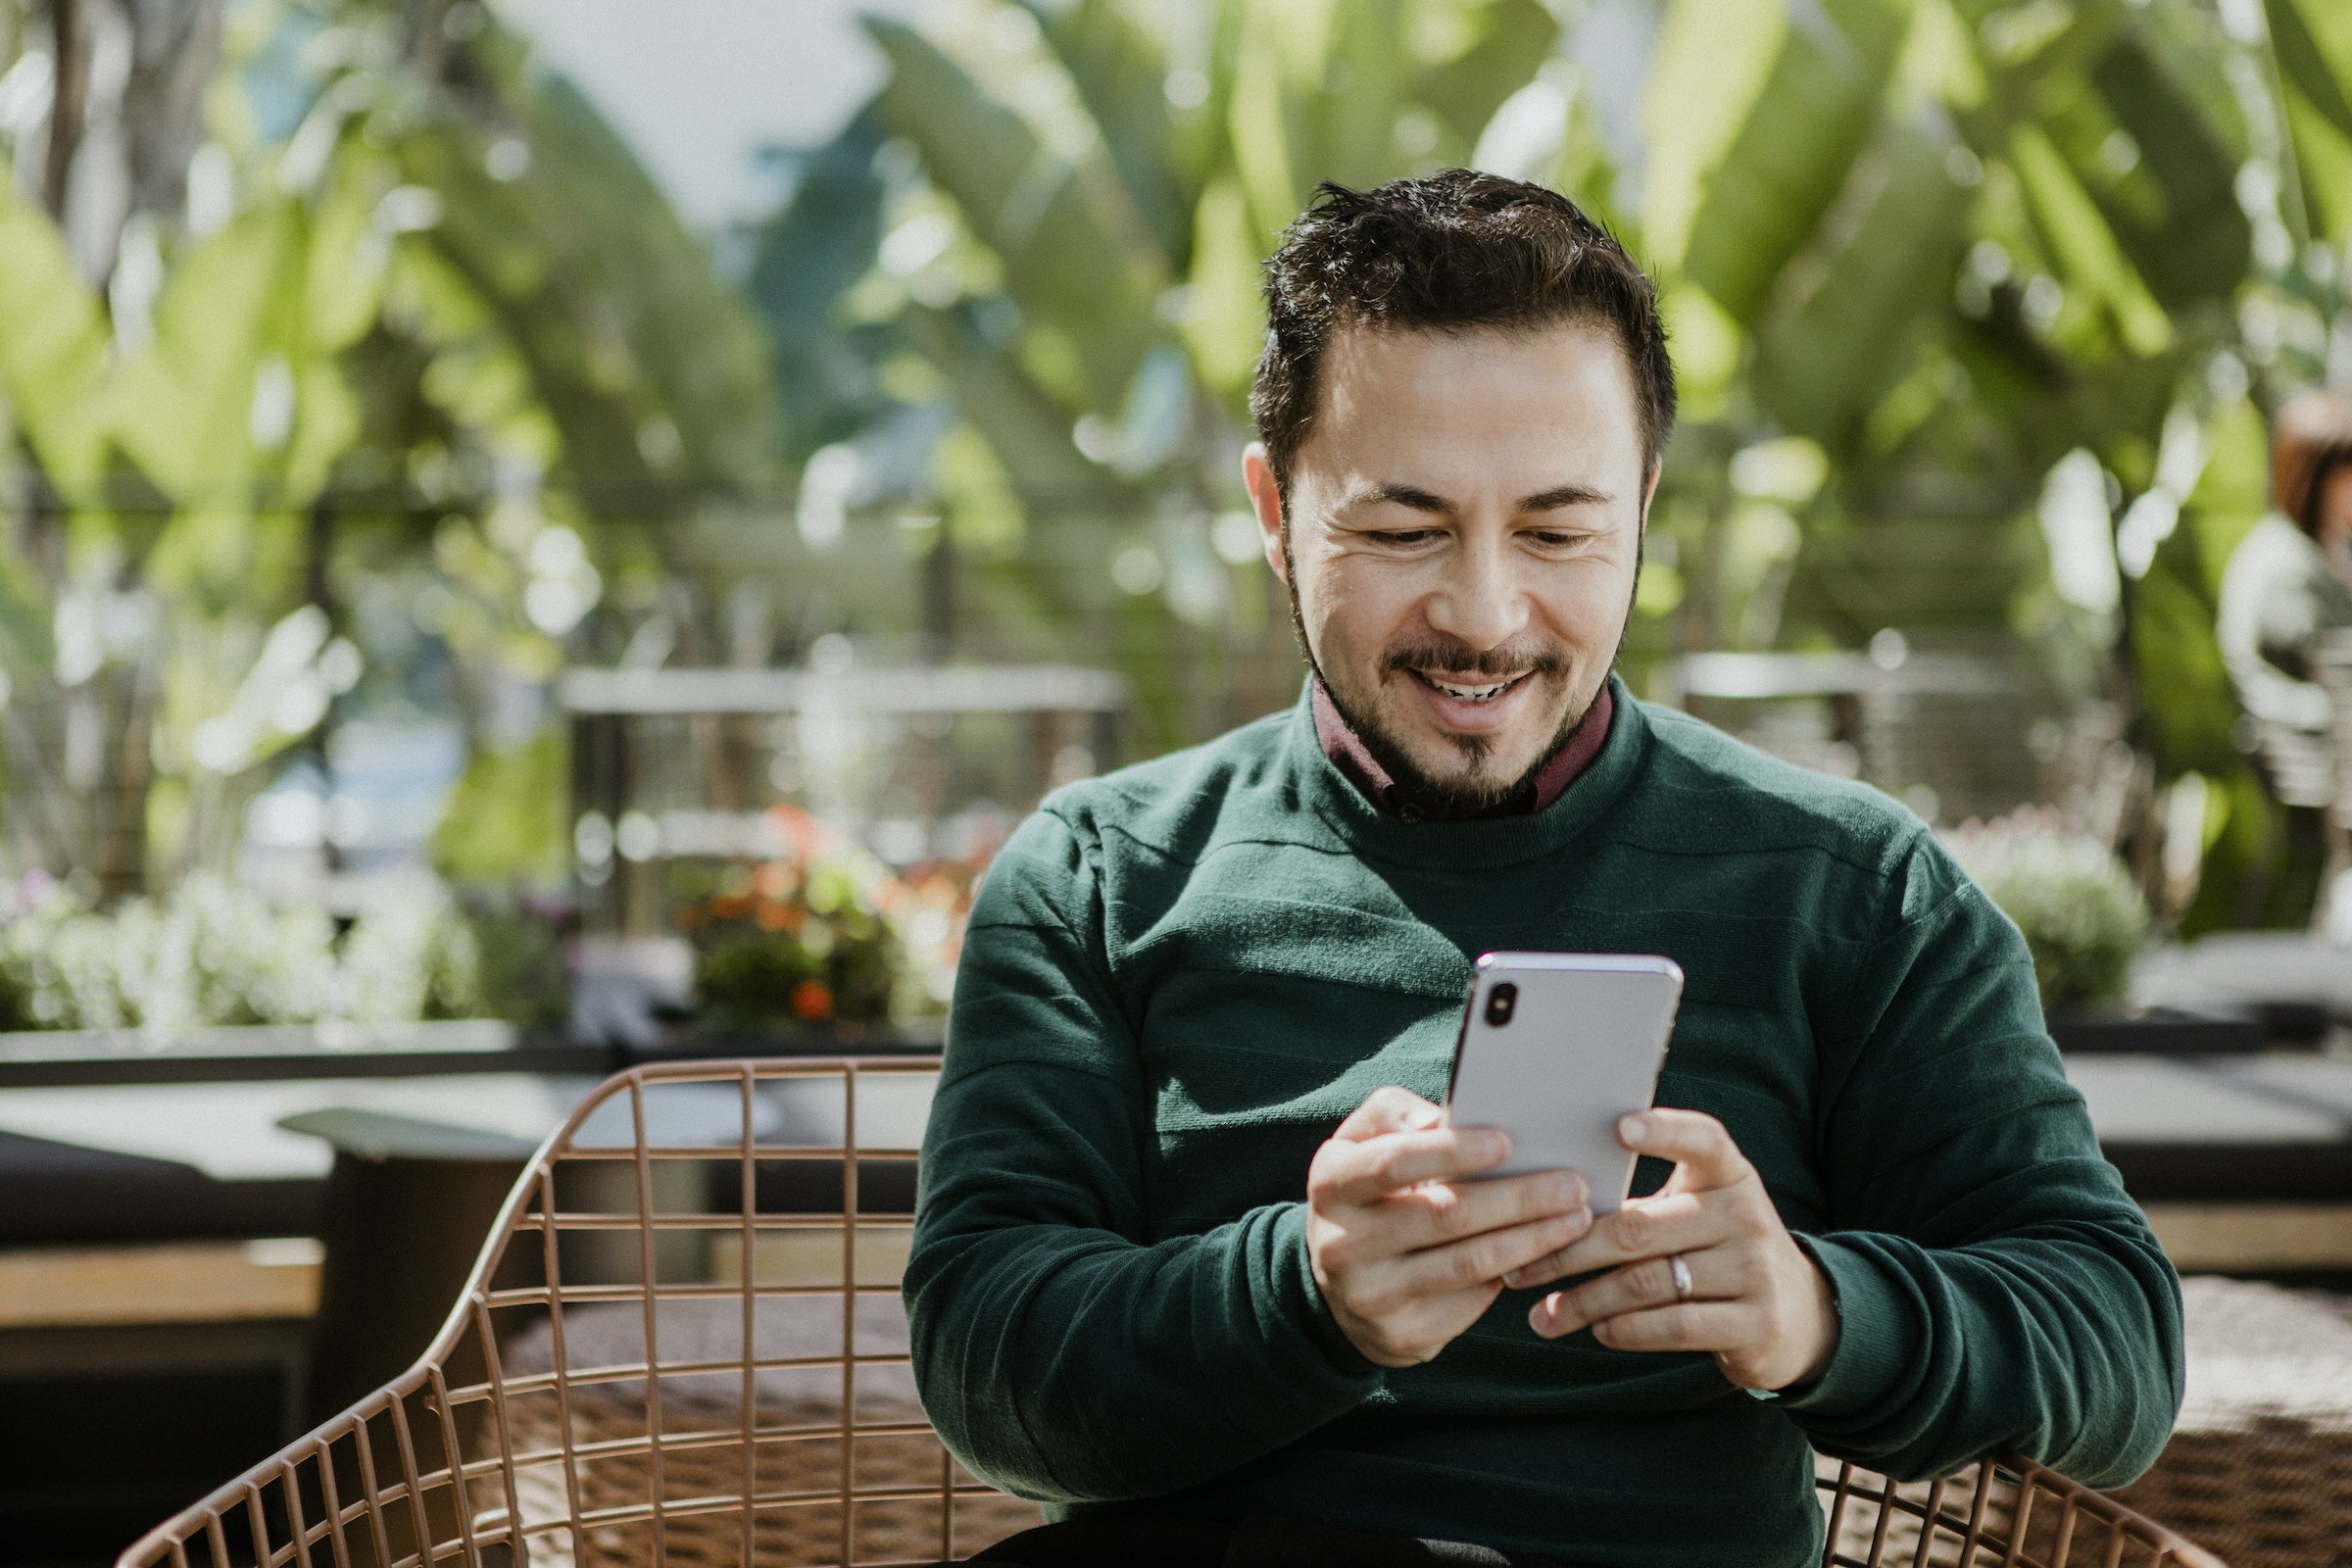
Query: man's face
[{"left": 1245, "top": 319, "right": 1654, "bottom": 810}]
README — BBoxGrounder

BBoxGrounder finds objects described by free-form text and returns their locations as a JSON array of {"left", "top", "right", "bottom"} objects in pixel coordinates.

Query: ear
[
  {"left": 1243, "top": 443, "right": 1289, "bottom": 584},
  {"left": 1641, "top": 461, "right": 1662, "bottom": 529}
]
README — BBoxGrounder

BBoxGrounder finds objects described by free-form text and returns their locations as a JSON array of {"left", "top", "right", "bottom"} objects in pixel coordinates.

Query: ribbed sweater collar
[{"left": 1288, "top": 673, "right": 1650, "bottom": 871}]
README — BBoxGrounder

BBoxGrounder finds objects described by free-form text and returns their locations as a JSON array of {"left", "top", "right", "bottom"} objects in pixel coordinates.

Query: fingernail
[
  {"left": 1618, "top": 1112, "right": 1647, "bottom": 1143},
  {"left": 1478, "top": 1129, "right": 1510, "bottom": 1160}
]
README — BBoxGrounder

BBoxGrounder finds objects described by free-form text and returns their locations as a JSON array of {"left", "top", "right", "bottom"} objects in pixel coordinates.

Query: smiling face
[{"left": 1245, "top": 318, "right": 1654, "bottom": 812}]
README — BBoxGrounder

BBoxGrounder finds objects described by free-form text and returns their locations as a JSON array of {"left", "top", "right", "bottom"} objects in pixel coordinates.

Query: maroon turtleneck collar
[{"left": 1310, "top": 679, "right": 1615, "bottom": 823}]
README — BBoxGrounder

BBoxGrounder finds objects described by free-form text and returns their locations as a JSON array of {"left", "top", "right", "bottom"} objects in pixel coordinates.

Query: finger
[
  {"left": 1318, "top": 1126, "right": 1512, "bottom": 1206},
  {"left": 1616, "top": 1109, "right": 1753, "bottom": 1193},
  {"left": 1384, "top": 1166, "right": 1589, "bottom": 1252},
  {"left": 1334, "top": 1086, "right": 1446, "bottom": 1142},
  {"left": 1523, "top": 1245, "right": 1748, "bottom": 1333},
  {"left": 1574, "top": 1299, "right": 1757, "bottom": 1353},
  {"left": 1517, "top": 1189, "right": 1736, "bottom": 1279},
  {"left": 1365, "top": 1205, "right": 1596, "bottom": 1306}
]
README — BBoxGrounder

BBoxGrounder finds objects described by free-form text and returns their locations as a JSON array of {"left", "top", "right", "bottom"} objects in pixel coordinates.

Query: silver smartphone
[{"left": 1443, "top": 952, "right": 1685, "bottom": 1212}]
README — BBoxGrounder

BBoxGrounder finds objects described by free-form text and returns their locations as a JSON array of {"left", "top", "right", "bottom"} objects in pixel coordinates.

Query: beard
[
  {"left": 1278, "top": 524, "right": 1640, "bottom": 818},
  {"left": 1333, "top": 640, "right": 1601, "bottom": 816}
]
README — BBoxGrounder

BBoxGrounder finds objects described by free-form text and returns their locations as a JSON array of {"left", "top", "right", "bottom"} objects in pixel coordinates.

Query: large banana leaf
[
  {"left": 898, "top": 303, "right": 1134, "bottom": 520},
  {"left": 0, "top": 188, "right": 114, "bottom": 505},
  {"left": 1022, "top": 0, "right": 1189, "bottom": 268},
  {"left": 2268, "top": 0, "right": 2352, "bottom": 144},
  {"left": 109, "top": 205, "right": 297, "bottom": 513},
  {"left": 1183, "top": 174, "right": 1266, "bottom": 404},
  {"left": 865, "top": 15, "right": 1167, "bottom": 415},
  {"left": 2009, "top": 124, "right": 2173, "bottom": 358},
  {"left": 2083, "top": 26, "right": 2250, "bottom": 311},
  {"left": 743, "top": 106, "right": 894, "bottom": 465},
  {"left": 1750, "top": 118, "right": 1974, "bottom": 451},
  {"left": 1417, "top": 0, "right": 1561, "bottom": 152},
  {"left": 1649, "top": 0, "right": 1912, "bottom": 324}
]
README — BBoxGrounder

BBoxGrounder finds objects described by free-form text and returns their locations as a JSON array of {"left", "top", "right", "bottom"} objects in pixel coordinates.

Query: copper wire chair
[{"left": 116, "top": 1058, "right": 2223, "bottom": 1568}]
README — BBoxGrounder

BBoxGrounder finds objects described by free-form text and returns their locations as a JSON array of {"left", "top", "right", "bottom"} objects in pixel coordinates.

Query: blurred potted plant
[
  {"left": 675, "top": 805, "right": 980, "bottom": 1038},
  {"left": 0, "top": 869, "right": 483, "bottom": 1039},
  {"left": 1944, "top": 808, "right": 2151, "bottom": 1015}
]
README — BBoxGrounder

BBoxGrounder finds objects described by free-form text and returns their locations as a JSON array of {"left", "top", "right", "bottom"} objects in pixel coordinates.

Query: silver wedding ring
[{"left": 1670, "top": 1252, "right": 1693, "bottom": 1303}]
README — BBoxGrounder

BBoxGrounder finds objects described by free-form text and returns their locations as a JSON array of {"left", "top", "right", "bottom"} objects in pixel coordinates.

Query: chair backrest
[
  {"left": 116, "top": 1057, "right": 1037, "bottom": 1568},
  {"left": 1815, "top": 1454, "right": 2224, "bottom": 1568},
  {"left": 117, "top": 1058, "right": 2220, "bottom": 1568}
]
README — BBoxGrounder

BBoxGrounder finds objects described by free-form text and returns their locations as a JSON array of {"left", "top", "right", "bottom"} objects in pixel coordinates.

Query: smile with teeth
[{"left": 1411, "top": 669, "right": 1531, "bottom": 704}]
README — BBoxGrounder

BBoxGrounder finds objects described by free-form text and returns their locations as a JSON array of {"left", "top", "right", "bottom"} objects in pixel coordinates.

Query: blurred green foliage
[
  {"left": 0, "top": 0, "right": 770, "bottom": 895},
  {"left": 0, "top": 0, "right": 2347, "bottom": 953},
  {"left": 1946, "top": 813, "right": 2152, "bottom": 1009},
  {"left": 751, "top": 0, "right": 2352, "bottom": 930}
]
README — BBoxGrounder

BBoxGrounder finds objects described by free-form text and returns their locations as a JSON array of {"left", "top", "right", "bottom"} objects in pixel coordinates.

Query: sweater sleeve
[
  {"left": 1781, "top": 833, "right": 2184, "bottom": 1485},
  {"left": 905, "top": 807, "right": 1381, "bottom": 1504}
]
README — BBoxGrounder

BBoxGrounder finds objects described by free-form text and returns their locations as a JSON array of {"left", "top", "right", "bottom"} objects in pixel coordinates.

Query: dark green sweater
[{"left": 907, "top": 680, "right": 2182, "bottom": 1567}]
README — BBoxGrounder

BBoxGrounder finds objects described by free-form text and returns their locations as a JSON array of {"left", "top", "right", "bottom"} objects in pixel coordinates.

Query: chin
[{"left": 1379, "top": 706, "right": 1548, "bottom": 780}]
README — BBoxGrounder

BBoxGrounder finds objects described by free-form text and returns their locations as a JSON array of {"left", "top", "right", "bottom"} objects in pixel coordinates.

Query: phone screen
[{"left": 1444, "top": 952, "right": 1683, "bottom": 1212}]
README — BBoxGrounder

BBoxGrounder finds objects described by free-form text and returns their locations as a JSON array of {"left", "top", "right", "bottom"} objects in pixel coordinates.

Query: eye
[{"left": 1376, "top": 528, "right": 1441, "bottom": 546}]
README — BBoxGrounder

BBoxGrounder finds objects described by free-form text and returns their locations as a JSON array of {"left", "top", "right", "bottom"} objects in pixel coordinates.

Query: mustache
[{"left": 1379, "top": 639, "right": 1569, "bottom": 682}]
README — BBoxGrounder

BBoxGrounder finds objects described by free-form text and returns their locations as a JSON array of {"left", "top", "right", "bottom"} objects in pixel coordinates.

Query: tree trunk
[
  {"left": 41, "top": 0, "right": 87, "bottom": 220},
  {"left": 122, "top": 0, "right": 220, "bottom": 224}
]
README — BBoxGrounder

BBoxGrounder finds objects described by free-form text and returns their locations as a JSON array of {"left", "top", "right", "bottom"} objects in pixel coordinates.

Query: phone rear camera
[{"left": 1484, "top": 983, "right": 1517, "bottom": 1026}]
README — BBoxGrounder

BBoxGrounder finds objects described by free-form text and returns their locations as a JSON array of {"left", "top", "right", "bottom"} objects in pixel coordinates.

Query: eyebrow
[{"left": 1342, "top": 480, "right": 1616, "bottom": 514}]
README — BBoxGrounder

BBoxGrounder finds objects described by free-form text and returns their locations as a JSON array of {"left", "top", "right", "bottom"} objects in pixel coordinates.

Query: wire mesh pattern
[
  {"left": 115, "top": 1058, "right": 1040, "bottom": 1568},
  {"left": 112, "top": 1055, "right": 2226, "bottom": 1568},
  {"left": 1815, "top": 1453, "right": 2227, "bottom": 1568}
]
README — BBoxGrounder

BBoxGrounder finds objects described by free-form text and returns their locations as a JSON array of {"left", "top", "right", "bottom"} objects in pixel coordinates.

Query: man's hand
[
  {"left": 1307, "top": 1086, "right": 1593, "bottom": 1368},
  {"left": 1509, "top": 1108, "right": 1838, "bottom": 1393}
]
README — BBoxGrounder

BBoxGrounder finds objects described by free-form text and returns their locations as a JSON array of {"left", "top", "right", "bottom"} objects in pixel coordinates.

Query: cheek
[
  {"left": 1297, "top": 550, "right": 1418, "bottom": 651},
  {"left": 1537, "top": 561, "right": 1639, "bottom": 641}
]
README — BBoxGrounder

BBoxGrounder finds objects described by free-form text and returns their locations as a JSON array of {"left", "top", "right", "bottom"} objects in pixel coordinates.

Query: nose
[{"left": 1423, "top": 530, "right": 1529, "bottom": 651}]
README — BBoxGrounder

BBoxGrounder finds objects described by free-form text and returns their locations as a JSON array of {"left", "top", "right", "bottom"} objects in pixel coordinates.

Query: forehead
[{"left": 1301, "top": 319, "right": 1644, "bottom": 486}]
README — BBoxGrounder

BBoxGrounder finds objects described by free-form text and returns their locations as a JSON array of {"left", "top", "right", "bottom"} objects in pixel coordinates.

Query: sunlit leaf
[
  {"left": 1752, "top": 120, "right": 1974, "bottom": 450},
  {"left": 2087, "top": 24, "right": 2249, "bottom": 309},
  {"left": 1415, "top": 0, "right": 1560, "bottom": 151},
  {"left": 0, "top": 189, "right": 113, "bottom": 503},
  {"left": 866, "top": 15, "right": 1166, "bottom": 414},
  {"left": 898, "top": 303, "right": 1132, "bottom": 520},
  {"left": 2284, "top": 84, "right": 2352, "bottom": 244},
  {"left": 1657, "top": 0, "right": 1913, "bottom": 323},
  {"left": 1026, "top": 0, "right": 1189, "bottom": 266},
  {"left": 110, "top": 205, "right": 298, "bottom": 508},
  {"left": 1227, "top": 6, "right": 1301, "bottom": 243},
  {"left": 1182, "top": 176, "right": 1265, "bottom": 403},
  {"left": 2009, "top": 124, "right": 2172, "bottom": 357},
  {"left": 2268, "top": 0, "right": 2352, "bottom": 145}
]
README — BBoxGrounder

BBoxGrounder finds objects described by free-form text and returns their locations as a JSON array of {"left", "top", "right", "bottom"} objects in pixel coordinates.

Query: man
[{"left": 908, "top": 172, "right": 2180, "bottom": 1568}]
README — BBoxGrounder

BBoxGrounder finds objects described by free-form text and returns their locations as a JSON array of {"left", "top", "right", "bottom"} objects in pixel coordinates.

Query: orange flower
[{"left": 789, "top": 978, "right": 834, "bottom": 1020}]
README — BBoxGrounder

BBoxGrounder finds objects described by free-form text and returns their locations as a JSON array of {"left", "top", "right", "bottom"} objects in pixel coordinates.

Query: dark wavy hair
[{"left": 1249, "top": 171, "right": 1677, "bottom": 506}]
